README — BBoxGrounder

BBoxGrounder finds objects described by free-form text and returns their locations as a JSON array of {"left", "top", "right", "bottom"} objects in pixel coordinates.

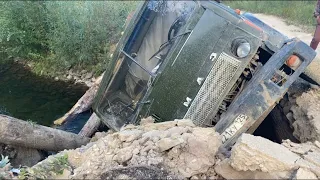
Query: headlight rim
[{"left": 231, "top": 38, "right": 251, "bottom": 58}]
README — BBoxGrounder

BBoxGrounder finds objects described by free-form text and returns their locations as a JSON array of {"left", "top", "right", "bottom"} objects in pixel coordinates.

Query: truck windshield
[{"left": 96, "top": 1, "right": 197, "bottom": 130}]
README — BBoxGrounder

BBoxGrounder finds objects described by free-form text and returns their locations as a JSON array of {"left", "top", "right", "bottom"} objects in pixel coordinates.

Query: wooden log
[
  {"left": 78, "top": 113, "right": 101, "bottom": 137},
  {"left": 54, "top": 74, "right": 104, "bottom": 125},
  {"left": 0, "top": 115, "right": 90, "bottom": 151}
]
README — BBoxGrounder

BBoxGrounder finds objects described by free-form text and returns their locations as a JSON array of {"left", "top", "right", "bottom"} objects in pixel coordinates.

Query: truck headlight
[
  {"left": 237, "top": 42, "right": 251, "bottom": 58},
  {"left": 232, "top": 39, "right": 251, "bottom": 58}
]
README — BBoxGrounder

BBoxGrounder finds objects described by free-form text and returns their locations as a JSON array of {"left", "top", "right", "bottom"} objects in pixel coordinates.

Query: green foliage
[
  {"left": 46, "top": 1, "right": 136, "bottom": 68},
  {"left": 0, "top": 1, "right": 138, "bottom": 74},
  {"left": 225, "top": 1, "right": 317, "bottom": 31},
  {"left": 0, "top": 1, "right": 49, "bottom": 60},
  {"left": 18, "top": 154, "right": 70, "bottom": 179}
]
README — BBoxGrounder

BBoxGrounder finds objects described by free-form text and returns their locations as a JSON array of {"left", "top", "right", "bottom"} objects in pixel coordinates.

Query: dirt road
[
  {"left": 253, "top": 13, "right": 318, "bottom": 54},
  {"left": 253, "top": 13, "right": 320, "bottom": 84}
]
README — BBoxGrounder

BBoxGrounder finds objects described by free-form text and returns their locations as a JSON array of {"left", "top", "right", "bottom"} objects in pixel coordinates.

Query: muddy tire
[{"left": 269, "top": 104, "right": 300, "bottom": 143}]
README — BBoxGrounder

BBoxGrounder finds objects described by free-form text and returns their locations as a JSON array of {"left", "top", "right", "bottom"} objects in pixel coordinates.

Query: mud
[{"left": 285, "top": 89, "right": 320, "bottom": 142}]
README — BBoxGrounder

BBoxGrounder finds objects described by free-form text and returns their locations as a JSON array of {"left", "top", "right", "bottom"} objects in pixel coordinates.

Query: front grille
[{"left": 184, "top": 52, "right": 241, "bottom": 126}]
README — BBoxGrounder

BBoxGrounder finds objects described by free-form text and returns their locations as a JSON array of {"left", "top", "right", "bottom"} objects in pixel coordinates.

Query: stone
[
  {"left": 66, "top": 75, "right": 72, "bottom": 80},
  {"left": 10, "top": 146, "right": 43, "bottom": 167},
  {"left": 118, "top": 130, "right": 143, "bottom": 142},
  {"left": 315, "top": 141, "right": 320, "bottom": 149},
  {"left": 153, "top": 121, "right": 178, "bottom": 131},
  {"left": 85, "top": 81, "right": 93, "bottom": 87},
  {"left": 230, "top": 134, "right": 300, "bottom": 172},
  {"left": 293, "top": 168, "right": 318, "bottom": 180},
  {"left": 215, "top": 160, "right": 292, "bottom": 179},
  {"left": 140, "top": 117, "right": 155, "bottom": 125},
  {"left": 290, "top": 90, "right": 320, "bottom": 142},
  {"left": 156, "top": 137, "right": 184, "bottom": 152},
  {"left": 166, "top": 127, "right": 188, "bottom": 137},
  {"left": 282, "top": 140, "right": 317, "bottom": 155},
  {"left": 175, "top": 119, "right": 196, "bottom": 127},
  {"left": 114, "top": 146, "right": 134, "bottom": 163},
  {"left": 295, "top": 158, "right": 320, "bottom": 177},
  {"left": 142, "top": 130, "right": 161, "bottom": 139},
  {"left": 303, "top": 151, "right": 320, "bottom": 167},
  {"left": 100, "top": 166, "right": 175, "bottom": 179},
  {"left": 85, "top": 72, "right": 93, "bottom": 79},
  {"left": 54, "top": 169, "right": 71, "bottom": 179},
  {"left": 0, "top": 144, "right": 43, "bottom": 167},
  {"left": 81, "top": 70, "right": 87, "bottom": 74},
  {"left": 54, "top": 77, "right": 59, "bottom": 81}
]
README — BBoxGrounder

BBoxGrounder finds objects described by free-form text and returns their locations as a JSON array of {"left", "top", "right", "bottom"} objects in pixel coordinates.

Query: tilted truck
[{"left": 93, "top": 0, "right": 316, "bottom": 147}]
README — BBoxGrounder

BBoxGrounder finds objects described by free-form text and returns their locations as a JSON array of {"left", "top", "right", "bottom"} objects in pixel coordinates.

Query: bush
[
  {"left": 45, "top": 1, "right": 138, "bottom": 69},
  {"left": 0, "top": 1, "right": 49, "bottom": 60},
  {"left": 0, "top": 1, "right": 138, "bottom": 73}
]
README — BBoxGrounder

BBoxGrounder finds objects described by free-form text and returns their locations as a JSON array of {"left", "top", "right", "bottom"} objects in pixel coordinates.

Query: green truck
[{"left": 93, "top": 1, "right": 316, "bottom": 147}]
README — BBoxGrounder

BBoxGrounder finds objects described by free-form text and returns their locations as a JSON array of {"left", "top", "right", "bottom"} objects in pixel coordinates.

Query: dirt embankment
[
  {"left": 2, "top": 89, "right": 320, "bottom": 179},
  {"left": 6, "top": 92, "right": 320, "bottom": 180}
]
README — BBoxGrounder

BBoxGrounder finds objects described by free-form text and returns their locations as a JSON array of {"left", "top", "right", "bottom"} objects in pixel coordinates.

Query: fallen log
[
  {"left": 54, "top": 73, "right": 104, "bottom": 125},
  {"left": 78, "top": 113, "right": 101, "bottom": 137},
  {"left": 0, "top": 114, "right": 90, "bottom": 151}
]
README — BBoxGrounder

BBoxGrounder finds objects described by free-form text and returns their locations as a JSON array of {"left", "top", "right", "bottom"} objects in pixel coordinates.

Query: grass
[{"left": 225, "top": 1, "right": 317, "bottom": 33}]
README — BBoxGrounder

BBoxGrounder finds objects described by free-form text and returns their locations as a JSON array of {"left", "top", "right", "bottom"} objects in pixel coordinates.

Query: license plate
[{"left": 221, "top": 114, "right": 248, "bottom": 143}]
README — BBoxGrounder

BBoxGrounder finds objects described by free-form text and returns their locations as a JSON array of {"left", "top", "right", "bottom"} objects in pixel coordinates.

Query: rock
[
  {"left": 175, "top": 119, "right": 196, "bottom": 127},
  {"left": 290, "top": 89, "right": 320, "bottom": 142},
  {"left": 66, "top": 75, "right": 72, "bottom": 80},
  {"left": 295, "top": 158, "right": 320, "bottom": 177},
  {"left": 118, "top": 130, "right": 143, "bottom": 142},
  {"left": 315, "top": 141, "right": 320, "bottom": 149},
  {"left": 114, "top": 147, "right": 134, "bottom": 163},
  {"left": 140, "top": 117, "right": 155, "bottom": 125},
  {"left": 286, "top": 112, "right": 294, "bottom": 125},
  {"left": 156, "top": 137, "right": 184, "bottom": 152},
  {"left": 0, "top": 144, "right": 43, "bottom": 167},
  {"left": 54, "top": 169, "right": 71, "bottom": 179},
  {"left": 10, "top": 146, "right": 43, "bottom": 167},
  {"left": 54, "top": 77, "right": 59, "bottom": 81},
  {"left": 215, "top": 159, "right": 292, "bottom": 179},
  {"left": 92, "top": 132, "right": 109, "bottom": 140},
  {"left": 165, "top": 127, "right": 188, "bottom": 137},
  {"left": 85, "top": 72, "right": 93, "bottom": 79},
  {"left": 100, "top": 166, "right": 175, "bottom": 179},
  {"left": 293, "top": 168, "right": 318, "bottom": 180},
  {"left": 142, "top": 130, "right": 161, "bottom": 139},
  {"left": 303, "top": 151, "right": 320, "bottom": 167},
  {"left": 27, "top": 120, "right": 221, "bottom": 179},
  {"left": 282, "top": 140, "right": 317, "bottom": 155},
  {"left": 85, "top": 81, "right": 93, "bottom": 87},
  {"left": 81, "top": 70, "right": 87, "bottom": 74},
  {"left": 230, "top": 134, "right": 300, "bottom": 172}
]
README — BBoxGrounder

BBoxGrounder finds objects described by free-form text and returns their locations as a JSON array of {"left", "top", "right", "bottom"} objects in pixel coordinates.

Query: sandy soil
[{"left": 253, "top": 13, "right": 319, "bottom": 54}]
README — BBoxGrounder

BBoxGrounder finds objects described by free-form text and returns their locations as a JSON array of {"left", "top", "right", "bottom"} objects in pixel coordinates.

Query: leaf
[{"left": 0, "top": 154, "right": 10, "bottom": 168}]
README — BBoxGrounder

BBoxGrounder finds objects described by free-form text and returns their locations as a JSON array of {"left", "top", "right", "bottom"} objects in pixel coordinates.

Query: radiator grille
[{"left": 184, "top": 52, "right": 241, "bottom": 126}]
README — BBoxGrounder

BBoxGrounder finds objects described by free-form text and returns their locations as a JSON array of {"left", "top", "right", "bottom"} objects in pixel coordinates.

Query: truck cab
[{"left": 93, "top": 0, "right": 316, "bottom": 147}]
